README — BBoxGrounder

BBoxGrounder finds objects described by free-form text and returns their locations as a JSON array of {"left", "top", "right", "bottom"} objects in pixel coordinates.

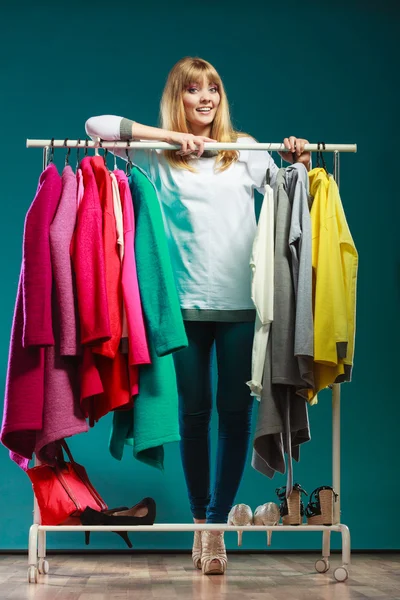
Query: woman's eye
[
  {"left": 187, "top": 87, "right": 198, "bottom": 93},
  {"left": 210, "top": 87, "right": 218, "bottom": 93}
]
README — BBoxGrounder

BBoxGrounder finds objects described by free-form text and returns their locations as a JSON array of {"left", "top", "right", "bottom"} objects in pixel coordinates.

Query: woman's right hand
[{"left": 165, "top": 131, "right": 217, "bottom": 157}]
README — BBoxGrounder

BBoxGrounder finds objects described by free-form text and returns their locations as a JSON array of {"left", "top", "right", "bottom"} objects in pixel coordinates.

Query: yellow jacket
[{"left": 309, "top": 168, "right": 358, "bottom": 399}]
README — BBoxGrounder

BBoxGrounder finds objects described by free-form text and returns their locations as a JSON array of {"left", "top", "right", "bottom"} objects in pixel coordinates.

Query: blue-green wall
[{"left": 0, "top": 0, "right": 398, "bottom": 551}]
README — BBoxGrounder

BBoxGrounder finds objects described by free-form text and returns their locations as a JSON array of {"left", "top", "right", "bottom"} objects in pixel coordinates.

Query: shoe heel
[
  {"left": 276, "top": 484, "right": 308, "bottom": 526},
  {"left": 115, "top": 531, "right": 132, "bottom": 548},
  {"left": 227, "top": 504, "right": 253, "bottom": 547},
  {"left": 254, "top": 503, "right": 280, "bottom": 547},
  {"left": 85, "top": 531, "right": 90, "bottom": 545},
  {"left": 306, "top": 486, "right": 338, "bottom": 525}
]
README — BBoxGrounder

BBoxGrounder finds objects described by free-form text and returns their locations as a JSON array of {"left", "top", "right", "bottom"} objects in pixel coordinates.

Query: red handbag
[{"left": 27, "top": 440, "right": 107, "bottom": 525}]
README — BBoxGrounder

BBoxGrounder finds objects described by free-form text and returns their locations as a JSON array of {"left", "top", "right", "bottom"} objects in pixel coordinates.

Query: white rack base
[{"left": 27, "top": 522, "right": 350, "bottom": 584}]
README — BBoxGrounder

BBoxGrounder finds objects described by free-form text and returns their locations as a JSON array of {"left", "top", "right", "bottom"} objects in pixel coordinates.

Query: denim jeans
[{"left": 173, "top": 320, "right": 254, "bottom": 524}]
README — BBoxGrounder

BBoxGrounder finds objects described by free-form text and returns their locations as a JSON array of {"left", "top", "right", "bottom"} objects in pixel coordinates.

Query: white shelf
[{"left": 38, "top": 523, "right": 343, "bottom": 533}]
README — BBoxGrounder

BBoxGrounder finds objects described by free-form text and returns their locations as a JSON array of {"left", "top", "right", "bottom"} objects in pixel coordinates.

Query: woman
[{"left": 86, "top": 56, "right": 310, "bottom": 575}]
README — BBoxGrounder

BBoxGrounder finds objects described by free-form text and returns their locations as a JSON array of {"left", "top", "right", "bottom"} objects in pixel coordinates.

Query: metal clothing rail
[
  {"left": 26, "top": 139, "right": 357, "bottom": 152},
  {"left": 24, "top": 138, "right": 354, "bottom": 585}
]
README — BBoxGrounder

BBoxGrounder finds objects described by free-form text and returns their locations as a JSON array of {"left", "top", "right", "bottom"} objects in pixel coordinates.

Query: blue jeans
[{"left": 173, "top": 320, "right": 254, "bottom": 524}]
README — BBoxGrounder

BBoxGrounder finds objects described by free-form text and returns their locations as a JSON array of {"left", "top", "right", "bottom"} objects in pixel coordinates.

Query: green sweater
[{"left": 109, "top": 166, "right": 188, "bottom": 470}]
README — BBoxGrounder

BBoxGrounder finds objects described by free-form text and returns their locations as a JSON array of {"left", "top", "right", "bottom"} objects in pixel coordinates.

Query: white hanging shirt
[
  {"left": 246, "top": 184, "right": 274, "bottom": 398},
  {"left": 86, "top": 116, "right": 279, "bottom": 313}
]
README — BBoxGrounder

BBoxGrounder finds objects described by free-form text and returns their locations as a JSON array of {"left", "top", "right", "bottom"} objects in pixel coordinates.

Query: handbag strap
[{"left": 60, "top": 440, "right": 76, "bottom": 464}]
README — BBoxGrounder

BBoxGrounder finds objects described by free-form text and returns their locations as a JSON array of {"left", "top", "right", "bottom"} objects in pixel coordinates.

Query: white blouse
[{"left": 85, "top": 115, "right": 279, "bottom": 313}]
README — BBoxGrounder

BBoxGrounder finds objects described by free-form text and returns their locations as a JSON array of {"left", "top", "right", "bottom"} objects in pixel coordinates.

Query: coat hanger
[
  {"left": 76, "top": 138, "right": 81, "bottom": 169},
  {"left": 97, "top": 139, "right": 108, "bottom": 168},
  {"left": 64, "top": 139, "right": 71, "bottom": 166},
  {"left": 125, "top": 140, "right": 133, "bottom": 177},
  {"left": 48, "top": 138, "right": 55, "bottom": 164},
  {"left": 265, "top": 143, "right": 273, "bottom": 185},
  {"left": 316, "top": 142, "right": 329, "bottom": 175}
]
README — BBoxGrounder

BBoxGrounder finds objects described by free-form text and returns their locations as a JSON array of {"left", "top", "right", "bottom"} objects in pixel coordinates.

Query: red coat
[
  {"left": 80, "top": 347, "right": 131, "bottom": 426},
  {"left": 79, "top": 159, "right": 130, "bottom": 424},
  {"left": 70, "top": 157, "right": 110, "bottom": 345},
  {"left": 90, "top": 157, "right": 122, "bottom": 358}
]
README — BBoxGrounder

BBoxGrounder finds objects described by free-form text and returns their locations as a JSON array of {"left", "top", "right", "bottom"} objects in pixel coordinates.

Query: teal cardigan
[{"left": 109, "top": 166, "right": 188, "bottom": 470}]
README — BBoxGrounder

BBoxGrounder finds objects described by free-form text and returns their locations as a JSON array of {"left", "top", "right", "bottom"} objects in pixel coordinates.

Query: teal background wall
[{"left": 0, "top": 0, "right": 398, "bottom": 551}]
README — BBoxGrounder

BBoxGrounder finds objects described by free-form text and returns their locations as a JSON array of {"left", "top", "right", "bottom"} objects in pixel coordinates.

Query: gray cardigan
[{"left": 252, "top": 168, "right": 311, "bottom": 495}]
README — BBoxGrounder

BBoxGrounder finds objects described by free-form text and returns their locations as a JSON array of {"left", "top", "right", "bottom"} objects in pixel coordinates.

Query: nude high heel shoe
[
  {"left": 192, "top": 531, "right": 202, "bottom": 569},
  {"left": 201, "top": 531, "right": 227, "bottom": 575},
  {"left": 253, "top": 502, "right": 280, "bottom": 546},
  {"left": 228, "top": 503, "right": 253, "bottom": 546}
]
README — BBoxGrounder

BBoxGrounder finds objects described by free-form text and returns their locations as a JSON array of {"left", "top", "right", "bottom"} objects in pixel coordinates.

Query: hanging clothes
[
  {"left": 246, "top": 183, "right": 274, "bottom": 397},
  {"left": 1, "top": 164, "right": 62, "bottom": 469},
  {"left": 49, "top": 165, "right": 81, "bottom": 358},
  {"left": 35, "top": 166, "right": 88, "bottom": 464},
  {"left": 114, "top": 169, "right": 150, "bottom": 366},
  {"left": 252, "top": 168, "right": 310, "bottom": 495},
  {"left": 77, "top": 167, "right": 84, "bottom": 208},
  {"left": 78, "top": 159, "right": 131, "bottom": 424},
  {"left": 309, "top": 168, "right": 358, "bottom": 397},
  {"left": 110, "top": 171, "right": 127, "bottom": 349},
  {"left": 91, "top": 156, "right": 123, "bottom": 358},
  {"left": 285, "top": 163, "right": 315, "bottom": 395},
  {"left": 110, "top": 166, "right": 188, "bottom": 470},
  {"left": 70, "top": 156, "right": 110, "bottom": 345}
]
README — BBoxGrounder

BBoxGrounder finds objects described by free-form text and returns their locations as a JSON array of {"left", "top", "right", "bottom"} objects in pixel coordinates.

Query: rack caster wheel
[
  {"left": 315, "top": 559, "right": 330, "bottom": 573},
  {"left": 334, "top": 566, "right": 349, "bottom": 582},
  {"left": 28, "top": 566, "right": 38, "bottom": 584},
  {"left": 38, "top": 559, "right": 49, "bottom": 574}
]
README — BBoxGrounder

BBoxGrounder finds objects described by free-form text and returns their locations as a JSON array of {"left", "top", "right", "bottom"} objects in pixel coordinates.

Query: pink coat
[
  {"left": 115, "top": 170, "right": 150, "bottom": 366},
  {"left": 35, "top": 167, "right": 88, "bottom": 464},
  {"left": 1, "top": 164, "right": 62, "bottom": 469},
  {"left": 50, "top": 165, "right": 80, "bottom": 357}
]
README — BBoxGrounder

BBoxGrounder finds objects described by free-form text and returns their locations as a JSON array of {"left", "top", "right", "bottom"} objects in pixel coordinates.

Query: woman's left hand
[{"left": 278, "top": 136, "right": 310, "bottom": 167}]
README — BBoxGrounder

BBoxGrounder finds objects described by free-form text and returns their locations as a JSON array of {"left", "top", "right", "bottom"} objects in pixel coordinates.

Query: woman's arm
[{"left": 85, "top": 116, "right": 216, "bottom": 159}]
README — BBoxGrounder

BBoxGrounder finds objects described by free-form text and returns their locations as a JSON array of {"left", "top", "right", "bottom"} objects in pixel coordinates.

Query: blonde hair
[{"left": 160, "top": 57, "right": 246, "bottom": 172}]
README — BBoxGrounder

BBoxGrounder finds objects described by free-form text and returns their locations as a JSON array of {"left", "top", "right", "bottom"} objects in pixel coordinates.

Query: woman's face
[{"left": 182, "top": 77, "right": 220, "bottom": 133}]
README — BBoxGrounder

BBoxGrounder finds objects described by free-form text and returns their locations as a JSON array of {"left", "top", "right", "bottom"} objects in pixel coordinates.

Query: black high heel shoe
[
  {"left": 79, "top": 498, "right": 156, "bottom": 549},
  {"left": 82, "top": 506, "right": 129, "bottom": 546}
]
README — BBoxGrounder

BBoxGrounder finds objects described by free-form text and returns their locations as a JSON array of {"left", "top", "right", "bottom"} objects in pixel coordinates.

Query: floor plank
[{"left": 0, "top": 553, "right": 399, "bottom": 600}]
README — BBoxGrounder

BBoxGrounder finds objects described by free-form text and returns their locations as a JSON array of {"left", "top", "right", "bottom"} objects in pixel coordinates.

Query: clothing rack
[{"left": 24, "top": 139, "right": 356, "bottom": 585}]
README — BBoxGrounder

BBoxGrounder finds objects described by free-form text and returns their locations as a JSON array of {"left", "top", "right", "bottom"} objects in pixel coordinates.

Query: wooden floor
[{"left": 0, "top": 552, "right": 399, "bottom": 600}]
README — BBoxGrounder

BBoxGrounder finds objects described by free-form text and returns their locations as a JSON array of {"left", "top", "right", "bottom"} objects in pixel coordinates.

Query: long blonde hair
[{"left": 160, "top": 57, "right": 245, "bottom": 172}]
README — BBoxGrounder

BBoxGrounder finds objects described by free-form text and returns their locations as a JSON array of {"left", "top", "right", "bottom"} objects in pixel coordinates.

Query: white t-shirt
[{"left": 86, "top": 116, "right": 279, "bottom": 312}]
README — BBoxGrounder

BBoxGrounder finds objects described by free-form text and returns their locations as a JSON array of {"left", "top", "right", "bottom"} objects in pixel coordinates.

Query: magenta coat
[
  {"left": 1, "top": 164, "right": 62, "bottom": 469},
  {"left": 115, "top": 170, "right": 150, "bottom": 367}
]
